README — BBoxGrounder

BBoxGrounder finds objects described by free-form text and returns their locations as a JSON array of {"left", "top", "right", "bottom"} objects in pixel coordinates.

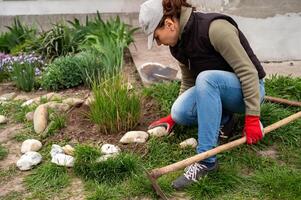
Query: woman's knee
[
  {"left": 171, "top": 100, "right": 196, "bottom": 125},
  {"left": 195, "top": 71, "right": 219, "bottom": 89}
]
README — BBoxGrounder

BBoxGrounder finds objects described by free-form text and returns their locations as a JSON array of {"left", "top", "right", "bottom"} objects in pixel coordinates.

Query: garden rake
[{"left": 146, "top": 96, "right": 301, "bottom": 200}]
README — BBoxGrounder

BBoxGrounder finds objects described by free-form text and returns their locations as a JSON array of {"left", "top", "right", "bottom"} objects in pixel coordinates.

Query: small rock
[
  {"left": 33, "top": 105, "right": 48, "bottom": 134},
  {"left": 51, "top": 153, "right": 74, "bottom": 167},
  {"left": 63, "top": 98, "right": 84, "bottom": 107},
  {"left": 0, "top": 92, "right": 17, "bottom": 101},
  {"left": 44, "top": 102, "right": 70, "bottom": 113},
  {"left": 179, "top": 138, "right": 198, "bottom": 149},
  {"left": 14, "top": 95, "right": 30, "bottom": 102},
  {"left": 119, "top": 131, "right": 149, "bottom": 144},
  {"left": 96, "top": 154, "right": 117, "bottom": 162},
  {"left": 40, "top": 92, "right": 62, "bottom": 102},
  {"left": 0, "top": 115, "right": 8, "bottom": 124},
  {"left": 25, "top": 111, "right": 34, "bottom": 121},
  {"left": 62, "top": 145, "right": 75, "bottom": 156},
  {"left": 21, "top": 99, "right": 36, "bottom": 107},
  {"left": 147, "top": 126, "right": 168, "bottom": 137},
  {"left": 100, "top": 144, "right": 121, "bottom": 155},
  {"left": 16, "top": 151, "right": 42, "bottom": 171},
  {"left": 83, "top": 96, "right": 94, "bottom": 106},
  {"left": 21, "top": 139, "right": 42, "bottom": 153},
  {"left": 50, "top": 144, "right": 64, "bottom": 158}
]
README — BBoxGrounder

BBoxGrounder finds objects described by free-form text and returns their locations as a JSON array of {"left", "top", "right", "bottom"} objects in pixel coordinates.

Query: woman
[{"left": 139, "top": 0, "right": 265, "bottom": 190}]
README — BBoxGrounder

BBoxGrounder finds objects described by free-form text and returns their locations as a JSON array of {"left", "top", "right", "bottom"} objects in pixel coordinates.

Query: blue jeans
[{"left": 171, "top": 70, "right": 265, "bottom": 163}]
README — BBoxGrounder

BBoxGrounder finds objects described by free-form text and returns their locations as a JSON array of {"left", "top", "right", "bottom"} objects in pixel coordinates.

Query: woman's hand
[
  {"left": 244, "top": 115, "right": 264, "bottom": 144},
  {"left": 148, "top": 114, "right": 175, "bottom": 133}
]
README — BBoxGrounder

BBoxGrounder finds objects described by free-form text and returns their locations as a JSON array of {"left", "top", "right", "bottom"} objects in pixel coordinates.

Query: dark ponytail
[{"left": 157, "top": 0, "right": 193, "bottom": 28}]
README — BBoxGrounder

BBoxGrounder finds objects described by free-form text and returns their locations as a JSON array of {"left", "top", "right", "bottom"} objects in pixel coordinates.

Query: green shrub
[
  {"left": 89, "top": 74, "right": 141, "bottom": 134},
  {"left": 0, "top": 17, "right": 36, "bottom": 54},
  {"left": 74, "top": 145, "right": 141, "bottom": 184},
  {"left": 41, "top": 55, "right": 82, "bottom": 90},
  {"left": 73, "top": 50, "right": 103, "bottom": 87}
]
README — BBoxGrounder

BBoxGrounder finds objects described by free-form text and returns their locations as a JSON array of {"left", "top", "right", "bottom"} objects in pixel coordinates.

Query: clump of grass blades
[
  {"left": 0, "top": 144, "right": 8, "bottom": 160},
  {"left": 89, "top": 74, "right": 141, "bottom": 134},
  {"left": 143, "top": 81, "right": 180, "bottom": 115},
  {"left": 251, "top": 166, "right": 301, "bottom": 200},
  {"left": 74, "top": 144, "right": 141, "bottom": 184},
  {"left": 265, "top": 75, "right": 301, "bottom": 101},
  {"left": 0, "top": 101, "right": 32, "bottom": 123},
  {"left": 25, "top": 163, "right": 70, "bottom": 192},
  {"left": 41, "top": 111, "right": 66, "bottom": 138}
]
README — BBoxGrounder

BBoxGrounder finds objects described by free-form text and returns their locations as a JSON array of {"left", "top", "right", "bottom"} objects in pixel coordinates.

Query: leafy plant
[
  {"left": 33, "top": 22, "right": 79, "bottom": 60},
  {"left": 0, "top": 17, "right": 36, "bottom": 54},
  {"left": 41, "top": 55, "right": 82, "bottom": 90},
  {"left": 10, "top": 61, "right": 36, "bottom": 92},
  {"left": 89, "top": 74, "right": 141, "bottom": 134}
]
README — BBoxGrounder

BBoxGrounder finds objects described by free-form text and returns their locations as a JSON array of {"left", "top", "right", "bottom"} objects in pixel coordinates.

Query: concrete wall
[
  {"left": 0, "top": 0, "right": 300, "bottom": 32},
  {"left": 0, "top": 0, "right": 143, "bottom": 32}
]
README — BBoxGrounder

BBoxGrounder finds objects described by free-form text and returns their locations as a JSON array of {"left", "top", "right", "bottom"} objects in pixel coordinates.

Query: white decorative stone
[
  {"left": 51, "top": 153, "right": 74, "bottom": 167},
  {"left": 119, "top": 131, "right": 149, "bottom": 144},
  {"left": 25, "top": 111, "right": 34, "bottom": 121},
  {"left": 62, "top": 98, "right": 84, "bottom": 107},
  {"left": 147, "top": 126, "right": 168, "bottom": 137},
  {"left": 33, "top": 105, "right": 48, "bottom": 134},
  {"left": 21, "top": 99, "right": 35, "bottom": 107},
  {"left": 50, "top": 144, "right": 64, "bottom": 158},
  {"left": 16, "top": 151, "right": 42, "bottom": 171},
  {"left": 0, "top": 92, "right": 16, "bottom": 101},
  {"left": 0, "top": 115, "right": 8, "bottom": 124},
  {"left": 96, "top": 154, "right": 117, "bottom": 162},
  {"left": 44, "top": 102, "right": 70, "bottom": 113},
  {"left": 62, "top": 145, "right": 75, "bottom": 156},
  {"left": 179, "top": 138, "right": 198, "bottom": 149},
  {"left": 21, "top": 139, "right": 42, "bottom": 153},
  {"left": 100, "top": 144, "right": 121, "bottom": 155}
]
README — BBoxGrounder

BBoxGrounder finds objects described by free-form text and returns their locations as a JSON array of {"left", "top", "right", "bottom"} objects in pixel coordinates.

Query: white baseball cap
[{"left": 139, "top": 0, "right": 164, "bottom": 49}]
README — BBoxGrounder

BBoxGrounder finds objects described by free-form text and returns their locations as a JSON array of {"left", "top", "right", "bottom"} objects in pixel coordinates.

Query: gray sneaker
[{"left": 171, "top": 161, "right": 218, "bottom": 190}]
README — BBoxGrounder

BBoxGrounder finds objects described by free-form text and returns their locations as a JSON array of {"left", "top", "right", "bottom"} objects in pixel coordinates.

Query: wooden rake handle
[{"left": 150, "top": 111, "right": 301, "bottom": 179}]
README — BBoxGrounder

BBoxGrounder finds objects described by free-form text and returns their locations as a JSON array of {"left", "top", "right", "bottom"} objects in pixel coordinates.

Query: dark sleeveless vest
[{"left": 170, "top": 12, "right": 266, "bottom": 79}]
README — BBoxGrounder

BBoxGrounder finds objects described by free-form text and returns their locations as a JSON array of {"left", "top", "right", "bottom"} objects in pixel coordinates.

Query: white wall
[{"left": 0, "top": 0, "right": 145, "bottom": 16}]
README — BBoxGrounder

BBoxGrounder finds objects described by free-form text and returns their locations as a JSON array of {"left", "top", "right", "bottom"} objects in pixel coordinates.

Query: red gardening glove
[
  {"left": 244, "top": 115, "right": 263, "bottom": 144},
  {"left": 148, "top": 114, "right": 175, "bottom": 133}
]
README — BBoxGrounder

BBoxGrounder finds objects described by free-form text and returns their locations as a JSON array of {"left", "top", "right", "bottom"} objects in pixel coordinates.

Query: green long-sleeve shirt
[{"left": 178, "top": 7, "right": 261, "bottom": 116}]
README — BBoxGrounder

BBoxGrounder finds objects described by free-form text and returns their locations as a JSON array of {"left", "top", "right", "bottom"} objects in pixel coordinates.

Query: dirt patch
[
  {"left": 53, "top": 177, "right": 85, "bottom": 200},
  {"left": 0, "top": 124, "right": 23, "bottom": 143},
  {"left": 0, "top": 171, "right": 29, "bottom": 198},
  {"left": 258, "top": 147, "right": 278, "bottom": 159},
  {"left": 0, "top": 140, "right": 23, "bottom": 169}
]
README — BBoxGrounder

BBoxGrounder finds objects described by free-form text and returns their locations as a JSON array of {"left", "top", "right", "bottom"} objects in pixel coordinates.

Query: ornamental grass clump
[
  {"left": 74, "top": 144, "right": 141, "bottom": 185},
  {"left": 89, "top": 74, "right": 141, "bottom": 134}
]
